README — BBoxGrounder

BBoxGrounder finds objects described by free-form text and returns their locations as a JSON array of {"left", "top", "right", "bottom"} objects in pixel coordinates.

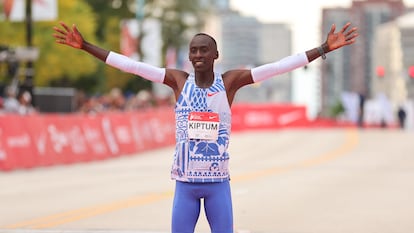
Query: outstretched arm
[
  {"left": 53, "top": 21, "right": 166, "bottom": 84},
  {"left": 223, "top": 22, "right": 358, "bottom": 103},
  {"left": 250, "top": 22, "right": 358, "bottom": 83}
]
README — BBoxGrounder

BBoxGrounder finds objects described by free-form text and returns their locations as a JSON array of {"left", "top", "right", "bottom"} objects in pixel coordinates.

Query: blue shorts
[{"left": 172, "top": 180, "right": 233, "bottom": 233}]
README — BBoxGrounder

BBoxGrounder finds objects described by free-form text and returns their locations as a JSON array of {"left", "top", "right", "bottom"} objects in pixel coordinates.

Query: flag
[
  {"left": 120, "top": 20, "right": 139, "bottom": 59},
  {"left": 166, "top": 46, "right": 177, "bottom": 68},
  {"left": 2, "top": 0, "right": 57, "bottom": 22}
]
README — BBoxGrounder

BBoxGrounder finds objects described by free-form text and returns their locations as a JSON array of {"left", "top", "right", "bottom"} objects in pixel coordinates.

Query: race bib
[{"left": 188, "top": 112, "right": 220, "bottom": 140}]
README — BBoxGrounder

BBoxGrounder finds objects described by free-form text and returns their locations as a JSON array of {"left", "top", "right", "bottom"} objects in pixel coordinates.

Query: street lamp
[{"left": 22, "top": 0, "right": 34, "bottom": 105}]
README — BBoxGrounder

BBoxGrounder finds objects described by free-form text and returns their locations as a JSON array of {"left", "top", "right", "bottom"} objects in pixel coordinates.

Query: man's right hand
[{"left": 53, "top": 22, "right": 84, "bottom": 49}]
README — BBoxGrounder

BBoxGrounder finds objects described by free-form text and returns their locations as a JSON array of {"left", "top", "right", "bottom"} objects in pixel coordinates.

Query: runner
[{"left": 53, "top": 21, "right": 358, "bottom": 233}]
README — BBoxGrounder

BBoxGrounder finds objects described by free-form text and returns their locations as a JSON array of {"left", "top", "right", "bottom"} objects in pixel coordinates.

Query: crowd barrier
[{"left": 0, "top": 104, "right": 351, "bottom": 171}]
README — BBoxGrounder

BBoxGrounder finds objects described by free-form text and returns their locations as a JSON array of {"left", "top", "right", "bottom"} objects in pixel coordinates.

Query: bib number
[{"left": 188, "top": 112, "right": 220, "bottom": 140}]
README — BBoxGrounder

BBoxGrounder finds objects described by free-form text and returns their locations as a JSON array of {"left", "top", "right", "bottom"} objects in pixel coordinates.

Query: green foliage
[
  {"left": 0, "top": 0, "right": 98, "bottom": 87},
  {"left": 146, "top": 0, "right": 211, "bottom": 65},
  {"left": 1, "top": 0, "right": 211, "bottom": 95},
  {"left": 329, "top": 99, "right": 345, "bottom": 118}
]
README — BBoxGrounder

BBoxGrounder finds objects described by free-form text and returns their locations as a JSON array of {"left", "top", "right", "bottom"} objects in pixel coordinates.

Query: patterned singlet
[{"left": 171, "top": 72, "right": 232, "bottom": 183}]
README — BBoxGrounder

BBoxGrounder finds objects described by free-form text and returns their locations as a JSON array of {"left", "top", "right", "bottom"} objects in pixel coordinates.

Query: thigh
[
  {"left": 171, "top": 181, "right": 201, "bottom": 233},
  {"left": 204, "top": 181, "right": 234, "bottom": 233}
]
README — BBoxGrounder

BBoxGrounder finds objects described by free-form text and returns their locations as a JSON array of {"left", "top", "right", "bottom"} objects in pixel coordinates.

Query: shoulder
[
  {"left": 164, "top": 69, "right": 189, "bottom": 90},
  {"left": 222, "top": 69, "right": 254, "bottom": 90}
]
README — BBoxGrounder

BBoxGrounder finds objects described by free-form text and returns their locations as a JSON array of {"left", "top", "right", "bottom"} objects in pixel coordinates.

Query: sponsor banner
[
  {"left": 81, "top": 114, "right": 111, "bottom": 161},
  {"left": 0, "top": 108, "right": 176, "bottom": 171},
  {"left": 22, "top": 114, "right": 55, "bottom": 167},
  {"left": 45, "top": 114, "right": 90, "bottom": 165},
  {"left": 1, "top": 104, "right": 344, "bottom": 172},
  {"left": 231, "top": 103, "right": 309, "bottom": 131},
  {"left": 106, "top": 112, "right": 137, "bottom": 156},
  {"left": 0, "top": 115, "right": 35, "bottom": 170}
]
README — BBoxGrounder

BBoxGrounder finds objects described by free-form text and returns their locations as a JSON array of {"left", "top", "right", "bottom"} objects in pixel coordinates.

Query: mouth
[{"left": 194, "top": 61, "right": 204, "bottom": 67}]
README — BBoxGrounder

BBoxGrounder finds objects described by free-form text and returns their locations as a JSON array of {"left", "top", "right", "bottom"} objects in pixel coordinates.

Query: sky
[
  {"left": 230, "top": 0, "right": 414, "bottom": 53},
  {"left": 230, "top": 0, "right": 414, "bottom": 116}
]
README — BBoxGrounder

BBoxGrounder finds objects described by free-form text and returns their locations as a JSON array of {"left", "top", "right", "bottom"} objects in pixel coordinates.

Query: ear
[{"left": 215, "top": 51, "right": 219, "bottom": 59}]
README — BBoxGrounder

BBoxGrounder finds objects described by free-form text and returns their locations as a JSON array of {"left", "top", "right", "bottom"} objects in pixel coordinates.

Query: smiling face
[{"left": 188, "top": 33, "right": 219, "bottom": 73}]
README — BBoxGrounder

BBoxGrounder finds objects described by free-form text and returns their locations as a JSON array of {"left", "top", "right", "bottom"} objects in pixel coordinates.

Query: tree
[
  {"left": 1, "top": 0, "right": 213, "bottom": 95},
  {"left": 87, "top": 0, "right": 212, "bottom": 94},
  {"left": 145, "top": 0, "right": 211, "bottom": 66},
  {"left": 0, "top": 0, "right": 98, "bottom": 87}
]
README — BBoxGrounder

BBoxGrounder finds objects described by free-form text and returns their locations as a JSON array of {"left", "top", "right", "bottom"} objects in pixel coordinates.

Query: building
[
  {"left": 371, "top": 12, "right": 414, "bottom": 128},
  {"left": 321, "top": 8, "right": 353, "bottom": 115},
  {"left": 204, "top": 5, "right": 293, "bottom": 103},
  {"left": 320, "top": 0, "right": 407, "bottom": 116}
]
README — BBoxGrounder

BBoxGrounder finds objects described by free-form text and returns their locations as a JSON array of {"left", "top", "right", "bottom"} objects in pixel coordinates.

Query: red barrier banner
[
  {"left": 22, "top": 114, "right": 55, "bottom": 167},
  {"left": 105, "top": 112, "right": 136, "bottom": 156},
  {"left": 231, "top": 103, "right": 309, "bottom": 131},
  {"left": 0, "top": 108, "right": 176, "bottom": 171},
  {"left": 0, "top": 115, "right": 35, "bottom": 170},
  {"left": 80, "top": 114, "right": 112, "bottom": 161},
  {"left": 1, "top": 104, "right": 341, "bottom": 172}
]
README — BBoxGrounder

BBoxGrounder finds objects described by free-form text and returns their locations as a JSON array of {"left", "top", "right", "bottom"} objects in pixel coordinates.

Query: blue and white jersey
[{"left": 171, "top": 72, "right": 232, "bottom": 183}]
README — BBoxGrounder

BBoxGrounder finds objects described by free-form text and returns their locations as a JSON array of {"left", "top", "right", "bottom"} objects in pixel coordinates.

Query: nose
[{"left": 194, "top": 49, "right": 203, "bottom": 58}]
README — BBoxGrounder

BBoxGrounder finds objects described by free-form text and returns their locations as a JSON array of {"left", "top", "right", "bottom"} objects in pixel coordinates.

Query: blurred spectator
[
  {"left": 397, "top": 106, "right": 406, "bottom": 129},
  {"left": 125, "top": 89, "right": 153, "bottom": 110},
  {"left": 78, "top": 95, "right": 104, "bottom": 114},
  {"left": 17, "top": 90, "right": 37, "bottom": 115},
  {"left": 74, "top": 90, "right": 88, "bottom": 111},
  {"left": 107, "top": 87, "right": 125, "bottom": 111},
  {"left": 3, "top": 85, "right": 19, "bottom": 113},
  {"left": 0, "top": 96, "right": 4, "bottom": 113},
  {"left": 75, "top": 88, "right": 168, "bottom": 114}
]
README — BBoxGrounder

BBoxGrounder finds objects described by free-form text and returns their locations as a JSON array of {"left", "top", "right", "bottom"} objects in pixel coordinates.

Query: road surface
[{"left": 1, "top": 128, "right": 413, "bottom": 233}]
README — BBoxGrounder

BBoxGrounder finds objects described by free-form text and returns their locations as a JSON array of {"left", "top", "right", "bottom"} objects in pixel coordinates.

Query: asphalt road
[{"left": 1, "top": 128, "right": 413, "bottom": 233}]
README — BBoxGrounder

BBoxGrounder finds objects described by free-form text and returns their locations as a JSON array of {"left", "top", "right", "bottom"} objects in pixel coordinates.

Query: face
[{"left": 189, "top": 34, "right": 218, "bottom": 72}]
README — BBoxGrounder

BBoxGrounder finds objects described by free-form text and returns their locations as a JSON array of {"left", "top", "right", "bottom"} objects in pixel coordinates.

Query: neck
[{"left": 194, "top": 71, "right": 215, "bottom": 88}]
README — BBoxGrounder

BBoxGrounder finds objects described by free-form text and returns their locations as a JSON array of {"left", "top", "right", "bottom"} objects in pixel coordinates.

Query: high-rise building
[
  {"left": 371, "top": 11, "right": 414, "bottom": 129},
  {"left": 321, "top": 8, "right": 352, "bottom": 114},
  {"left": 204, "top": 6, "right": 292, "bottom": 103},
  {"left": 320, "top": 0, "right": 407, "bottom": 116}
]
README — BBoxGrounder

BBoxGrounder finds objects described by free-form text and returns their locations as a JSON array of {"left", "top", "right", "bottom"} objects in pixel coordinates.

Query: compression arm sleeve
[
  {"left": 105, "top": 51, "right": 166, "bottom": 83},
  {"left": 251, "top": 52, "right": 309, "bottom": 83}
]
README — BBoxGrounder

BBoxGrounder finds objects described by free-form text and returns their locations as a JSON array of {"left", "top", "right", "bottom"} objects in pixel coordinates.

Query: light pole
[
  {"left": 23, "top": 0, "right": 34, "bottom": 105},
  {"left": 136, "top": 0, "right": 145, "bottom": 60}
]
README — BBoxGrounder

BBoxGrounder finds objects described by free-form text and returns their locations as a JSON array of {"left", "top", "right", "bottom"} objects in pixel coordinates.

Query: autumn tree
[
  {"left": 1, "top": 0, "right": 213, "bottom": 96},
  {"left": 0, "top": 0, "right": 98, "bottom": 89}
]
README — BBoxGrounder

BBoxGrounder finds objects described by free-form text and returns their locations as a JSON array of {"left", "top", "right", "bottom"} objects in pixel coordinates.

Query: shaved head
[{"left": 193, "top": 33, "right": 217, "bottom": 50}]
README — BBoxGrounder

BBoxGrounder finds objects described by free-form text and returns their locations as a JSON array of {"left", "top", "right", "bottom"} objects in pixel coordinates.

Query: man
[{"left": 53, "top": 21, "right": 358, "bottom": 233}]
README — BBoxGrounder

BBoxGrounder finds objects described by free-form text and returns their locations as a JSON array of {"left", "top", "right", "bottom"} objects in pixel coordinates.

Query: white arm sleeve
[
  {"left": 105, "top": 51, "right": 166, "bottom": 83},
  {"left": 251, "top": 52, "right": 309, "bottom": 83}
]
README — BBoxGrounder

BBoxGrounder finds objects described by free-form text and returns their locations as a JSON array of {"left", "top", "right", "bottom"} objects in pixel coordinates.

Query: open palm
[
  {"left": 326, "top": 22, "right": 358, "bottom": 51},
  {"left": 53, "top": 22, "right": 84, "bottom": 49}
]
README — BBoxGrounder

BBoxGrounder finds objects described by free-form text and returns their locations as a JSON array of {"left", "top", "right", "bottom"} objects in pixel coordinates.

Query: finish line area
[{"left": 1, "top": 129, "right": 414, "bottom": 233}]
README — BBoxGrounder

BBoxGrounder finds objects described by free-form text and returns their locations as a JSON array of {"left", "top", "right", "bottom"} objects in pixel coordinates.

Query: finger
[
  {"left": 59, "top": 21, "right": 71, "bottom": 32},
  {"left": 329, "top": 24, "right": 336, "bottom": 34},
  {"left": 73, "top": 24, "right": 80, "bottom": 35},
  {"left": 344, "top": 39, "right": 356, "bottom": 45},
  {"left": 52, "top": 34, "right": 66, "bottom": 40},
  {"left": 345, "top": 27, "right": 358, "bottom": 37},
  {"left": 53, "top": 26, "right": 67, "bottom": 35},
  {"left": 341, "top": 22, "right": 351, "bottom": 33},
  {"left": 347, "top": 33, "right": 359, "bottom": 41},
  {"left": 345, "top": 33, "right": 358, "bottom": 44}
]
